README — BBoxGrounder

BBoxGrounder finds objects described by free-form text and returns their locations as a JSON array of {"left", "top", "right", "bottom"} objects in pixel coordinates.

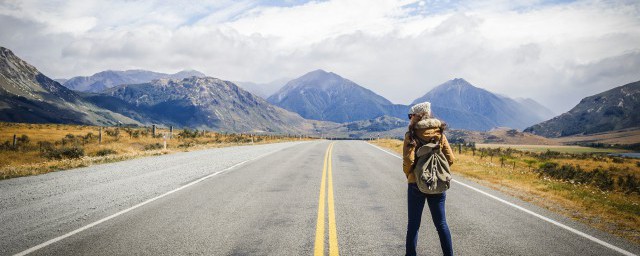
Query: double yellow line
[{"left": 314, "top": 142, "right": 339, "bottom": 256}]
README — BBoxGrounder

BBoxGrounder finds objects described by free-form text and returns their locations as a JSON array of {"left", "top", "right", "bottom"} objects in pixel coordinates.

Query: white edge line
[
  {"left": 365, "top": 142, "right": 636, "bottom": 256},
  {"left": 14, "top": 149, "right": 282, "bottom": 256}
]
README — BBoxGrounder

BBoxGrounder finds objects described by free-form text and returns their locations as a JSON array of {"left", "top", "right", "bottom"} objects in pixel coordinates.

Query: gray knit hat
[{"left": 409, "top": 102, "right": 431, "bottom": 117}]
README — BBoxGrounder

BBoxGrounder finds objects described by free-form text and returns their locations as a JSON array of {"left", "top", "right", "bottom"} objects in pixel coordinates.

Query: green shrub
[
  {"left": 535, "top": 162, "right": 616, "bottom": 191},
  {"left": 179, "top": 129, "right": 200, "bottom": 139},
  {"left": 37, "top": 141, "right": 54, "bottom": 153},
  {"left": 144, "top": 143, "right": 163, "bottom": 150},
  {"left": 611, "top": 157, "right": 624, "bottom": 164},
  {"left": 44, "top": 147, "right": 85, "bottom": 159},
  {"left": 17, "top": 134, "right": 30, "bottom": 144},
  {"left": 178, "top": 141, "right": 195, "bottom": 148},
  {"left": 95, "top": 149, "right": 117, "bottom": 156}
]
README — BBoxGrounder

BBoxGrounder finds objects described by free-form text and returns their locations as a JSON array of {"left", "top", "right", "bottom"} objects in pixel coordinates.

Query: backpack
[{"left": 412, "top": 128, "right": 452, "bottom": 194}]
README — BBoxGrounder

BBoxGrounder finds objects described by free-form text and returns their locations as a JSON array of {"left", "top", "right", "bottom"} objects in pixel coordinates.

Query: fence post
[
  {"left": 152, "top": 125, "right": 156, "bottom": 137},
  {"left": 13, "top": 134, "right": 17, "bottom": 147},
  {"left": 99, "top": 127, "right": 102, "bottom": 144},
  {"left": 458, "top": 144, "right": 462, "bottom": 154},
  {"left": 169, "top": 126, "right": 173, "bottom": 139}
]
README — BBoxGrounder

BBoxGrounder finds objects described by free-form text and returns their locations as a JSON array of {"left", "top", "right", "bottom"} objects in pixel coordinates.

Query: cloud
[{"left": 0, "top": 0, "right": 639, "bottom": 113}]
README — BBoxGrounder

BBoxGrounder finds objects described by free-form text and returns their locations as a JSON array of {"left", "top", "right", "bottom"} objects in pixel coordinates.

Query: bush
[
  {"left": 44, "top": 146, "right": 85, "bottom": 160},
  {"left": 617, "top": 174, "right": 640, "bottom": 194},
  {"left": 37, "top": 141, "right": 55, "bottom": 153},
  {"left": 178, "top": 141, "right": 195, "bottom": 148},
  {"left": 62, "top": 134, "right": 81, "bottom": 146},
  {"left": 535, "top": 162, "right": 616, "bottom": 191},
  {"left": 611, "top": 157, "right": 625, "bottom": 164},
  {"left": 105, "top": 128, "right": 120, "bottom": 137},
  {"left": 95, "top": 149, "right": 117, "bottom": 156},
  {"left": 17, "top": 134, "right": 30, "bottom": 145},
  {"left": 179, "top": 129, "right": 200, "bottom": 139},
  {"left": 144, "top": 143, "right": 163, "bottom": 150}
]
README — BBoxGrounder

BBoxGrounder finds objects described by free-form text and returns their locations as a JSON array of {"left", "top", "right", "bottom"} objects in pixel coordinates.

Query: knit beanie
[{"left": 409, "top": 102, "right": 431, "bottom": 117}]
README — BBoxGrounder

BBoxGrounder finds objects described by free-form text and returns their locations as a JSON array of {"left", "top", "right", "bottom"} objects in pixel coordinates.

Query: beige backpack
[{"left": 412, "top": 129, "right": 452, "bottom": 194}]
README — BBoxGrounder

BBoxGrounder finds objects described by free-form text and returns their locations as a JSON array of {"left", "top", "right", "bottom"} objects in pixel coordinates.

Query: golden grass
[
  {"left": 371, "top": 139, "right": 640, "bottom": 245},
  {"left": 0, "top": 122, "right": 311, "bottom": 179},
  {"left": 477, "top": 143, "right": 629, "bottom": 153}
]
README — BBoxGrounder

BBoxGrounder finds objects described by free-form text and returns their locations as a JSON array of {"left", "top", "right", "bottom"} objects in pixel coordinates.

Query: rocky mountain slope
[
  {"left": 63, "top": 69, "right": 206, "bottom": 92},
  {"left": 87, "top": 77, "right": 324, "bottom": 133},
  {"left": 524, "top": 81, "right": 640, "bottom": 137},
  {"left": 0, "top": 47, "right": 138, "bottom": 125},
  {"left": 412, "top": 78, "right": 551, "bottom": 131},
  {"left": 267, "top": 70, "right": 407, "bottom": 123}
]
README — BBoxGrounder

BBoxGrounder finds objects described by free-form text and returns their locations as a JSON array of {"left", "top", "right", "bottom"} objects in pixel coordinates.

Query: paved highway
[{"left": 1, "top": 141, "right": 638, "bottom": 255}]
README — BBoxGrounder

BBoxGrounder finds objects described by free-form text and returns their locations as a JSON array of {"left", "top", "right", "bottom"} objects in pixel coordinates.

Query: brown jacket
[{"left": 402, "top": 118, "right": 455, "bottom": 183}]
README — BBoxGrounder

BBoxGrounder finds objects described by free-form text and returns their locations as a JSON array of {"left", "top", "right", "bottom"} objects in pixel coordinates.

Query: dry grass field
[
  {"left": 0, "top": 122, "right": 310, "bottom": 180},
  {"left": 477, "top": 143, "right": 629, "bottom": 153},
  {"left": 371, "top": 139, "right": 640, "bottom": 245}
]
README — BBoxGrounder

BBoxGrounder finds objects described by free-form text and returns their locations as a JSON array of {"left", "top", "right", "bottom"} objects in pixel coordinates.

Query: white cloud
[{"left": 0, "top": 0, "right": 639, "bottom": 113}]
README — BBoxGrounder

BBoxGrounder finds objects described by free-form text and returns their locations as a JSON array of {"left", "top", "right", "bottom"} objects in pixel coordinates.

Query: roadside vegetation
[
  {"left": 0, "top": 122, "right": 311, "bottom": 180},
  {"left": 371, "top": 139, "right": 640, "bottom": 244}
]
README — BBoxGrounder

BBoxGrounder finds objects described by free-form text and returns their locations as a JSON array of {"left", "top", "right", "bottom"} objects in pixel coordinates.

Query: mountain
[
  {"left": 412, "top": 78, "right": 548, "bottom": 131},
  {"left": 86, "top": 77, "right": 323, "bottom": 133},
  {"left": 514, "top": 97, "right": 556, "bottom": 121},
  {"left": 524, "top": 81, "right": 640, "bottom": 137},
  {"left": 63, "top": 69, "right": 207, "bottom": 92},
  {"left": 267, "top": 70, "right": 408, "bottom": 123},
  {"left": 0, "top": 47, "right": 138, "bottom": 125},
  {"left": 235, "top": 78, "right": 289, "bottom": 99}
]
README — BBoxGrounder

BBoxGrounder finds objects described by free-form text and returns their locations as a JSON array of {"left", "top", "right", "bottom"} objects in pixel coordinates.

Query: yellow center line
[
  {"left": 314, "top": 142, "right": 340, "bottom": 256},
  {"left": 314, "top": 143, "right": 330, "bottom": 256},
  {"left": 327, "top": 143, "right": 340, "bottom": 256}
]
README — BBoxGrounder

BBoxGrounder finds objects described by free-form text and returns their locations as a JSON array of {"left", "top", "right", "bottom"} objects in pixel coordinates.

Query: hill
[
  {"left": 524, "top": 81, "right": 640, "bottom": 137},
  {"left": 0, "top": 46, "right": 138, "bottom": 126}
]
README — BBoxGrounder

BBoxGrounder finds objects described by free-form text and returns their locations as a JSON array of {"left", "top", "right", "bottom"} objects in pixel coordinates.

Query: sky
[{"left": 0, "top": 0, "right": 639, "bottom": 113}]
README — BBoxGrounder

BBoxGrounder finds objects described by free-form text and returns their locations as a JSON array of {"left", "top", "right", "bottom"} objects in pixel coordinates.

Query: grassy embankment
[
  {"left": 371, "top": 139, "right": 640, "bottom": 244},
  {"left": 0, "top": 122, "right": 310, "bottom": 180}
]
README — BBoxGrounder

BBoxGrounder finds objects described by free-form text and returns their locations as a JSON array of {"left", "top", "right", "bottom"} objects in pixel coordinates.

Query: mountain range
[
  {"left": 524, "top": 81, "right": 640, "bottom": 137},
  {"left": 267, "top": 71, "right": 553, "bottom": 131},
  {"left": 85, "top": 77, "right": 320, "bottom": 133},
  {"left": 2, "top": 45, "right": 637, "bottom": 140},
  {"left": 62, "top": 69, "right": 207, "bottom": 93},
  {"left": 0, "top": 47, "right": 138, "bottom": 125}
]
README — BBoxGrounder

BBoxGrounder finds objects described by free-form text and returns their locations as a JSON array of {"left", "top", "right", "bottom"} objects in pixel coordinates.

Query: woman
[{"left": 403, "top": 101, "right": 455, "bottom": 256}]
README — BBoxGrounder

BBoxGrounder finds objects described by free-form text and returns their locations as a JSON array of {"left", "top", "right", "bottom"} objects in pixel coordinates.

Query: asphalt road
[{"left": 2, "top": 141, "right": 639, "bottom": 255}]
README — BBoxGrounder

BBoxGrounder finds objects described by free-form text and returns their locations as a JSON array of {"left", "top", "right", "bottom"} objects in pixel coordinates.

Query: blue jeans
[{"left": 406, "top": 183, "right": 453, "bottom": 256}]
